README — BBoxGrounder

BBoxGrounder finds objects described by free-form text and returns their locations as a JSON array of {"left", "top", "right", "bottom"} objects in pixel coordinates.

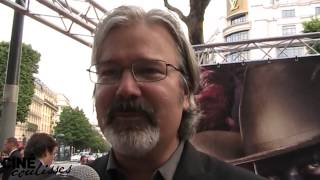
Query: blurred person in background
[
  {"left": 0, "top": 137, "right": 22, "bottom": 180},
  {"left": 9, "top": 133, "right": 58, "bottom": 180},
  {"left": 17, "top": 147, "right": 24, "bottom": 158},
  {"left": 80, "top": 155, "right": 88, "bottom": 165}
]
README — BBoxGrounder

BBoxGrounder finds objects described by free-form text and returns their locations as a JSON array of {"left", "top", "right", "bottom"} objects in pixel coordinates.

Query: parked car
[
  {"left": 70, "top": 153, "right": 81, "bottom": 162},
  {"left": 87, "top": 154, "right": 96, "bottom": 162}
]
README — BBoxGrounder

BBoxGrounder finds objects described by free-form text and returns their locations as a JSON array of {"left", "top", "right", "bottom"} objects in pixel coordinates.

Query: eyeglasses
[{"left": 87, "top": 60, "right": 182, "bottom": 84}]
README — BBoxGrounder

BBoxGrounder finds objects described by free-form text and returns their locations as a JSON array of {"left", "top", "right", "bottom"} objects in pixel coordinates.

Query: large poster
[{"left": 191, "top": 56, "right": 320, "bottom": 179}]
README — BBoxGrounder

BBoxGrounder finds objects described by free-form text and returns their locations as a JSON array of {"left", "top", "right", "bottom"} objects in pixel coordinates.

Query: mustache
[{"left": 106, "top": 98, "right": 156, "bottom": 125}]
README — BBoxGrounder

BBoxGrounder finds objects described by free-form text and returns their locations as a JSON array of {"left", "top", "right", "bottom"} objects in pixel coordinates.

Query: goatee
[{"left": 103, "top": 97, "right": 160, "bottom": 157}]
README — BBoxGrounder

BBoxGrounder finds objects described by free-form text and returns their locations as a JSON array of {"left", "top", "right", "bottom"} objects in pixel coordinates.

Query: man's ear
[
  {"left": 93, "top": 85, "right": 96, "bottom": 97},
  {"left": 92, "top": 85, "right": 96, "bottom": 113},
  {"left": 183, "top": 96, "right": 190, "bottom": 110}
]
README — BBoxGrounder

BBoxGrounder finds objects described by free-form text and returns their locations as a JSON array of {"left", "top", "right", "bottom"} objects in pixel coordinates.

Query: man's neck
[
  {"left": 114, "top": 137, "right": 179, "bottom": 179},
  {"left": 38, "top": 158, "right": 47, "bottom": 166}
]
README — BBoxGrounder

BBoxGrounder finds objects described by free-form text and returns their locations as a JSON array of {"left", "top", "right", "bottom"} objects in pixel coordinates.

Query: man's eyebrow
[
  {"left": 98, "top": 57, "right": 165, "bottom": 64},
  {"left": 95, "top": 60, "right": 121, "bottom": 67},
  {"left": 97, "top": 58, "right": 117, "bottom": 64},
  {"left": 135, "top": 57, "right": 164, "bottom": 62}
]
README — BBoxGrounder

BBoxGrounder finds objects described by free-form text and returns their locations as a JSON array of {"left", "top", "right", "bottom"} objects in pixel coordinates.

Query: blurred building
[
  {"left": 15, "top": 78, "right": 59, "bottom": 141},
  {"left": 55, "top": 93, "right": 71, "bottom": 125},
  {"left": 207, "top": 0, "right": 320, "bottom": 62}
]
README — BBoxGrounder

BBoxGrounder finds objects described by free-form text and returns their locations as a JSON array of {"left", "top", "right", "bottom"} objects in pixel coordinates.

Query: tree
[
  {"left": 0, "top": 42, "right": 40, "bottom": 123},
  {"left": 54, "top": 106, "right": 92, "bottom": 150},
  {"left": 89, "top": 128, "right": 110, "bottom": 152},
  {"left": 303, "top": 18, "right": 320, "bottom": 32},
  {"left": 164, "top": 0, "right": 211, "bottom": 45},
  {"left": 54, "top": 106, "right": 109, "bottom": 153},
  {"left": 303, "top": 18, "right": 320, "bottom": 53}
]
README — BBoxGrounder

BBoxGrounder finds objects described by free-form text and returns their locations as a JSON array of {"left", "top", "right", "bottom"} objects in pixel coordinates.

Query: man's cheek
[
  {"left": 98, "top": 118, "right": 105, "bottom": 130},
  {"left": 96, "top": 105, "right": 107, "bottom": 126}
]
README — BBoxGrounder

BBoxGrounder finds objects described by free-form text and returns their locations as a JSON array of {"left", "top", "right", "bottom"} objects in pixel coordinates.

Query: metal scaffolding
[
  {"left": 1, "top": 0, "right": 107, "bottom": 47},
  {"left": 1, "top": 0, "right": 320, "bottom": 62},
  {"left": 194, "top": 32, "right": 320, "bottom": 65}
]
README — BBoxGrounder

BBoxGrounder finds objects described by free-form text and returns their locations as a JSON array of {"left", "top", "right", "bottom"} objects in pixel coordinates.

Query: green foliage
[
  {"left": 0, "top": 41, "right": 40, "bottom": 122},
  {"left": 54, "top": 106, "right": 109, "bottom": 152},
  {"left": 303, "top": 18, "right": 320, "bottom": 33},
  {"left": 26, "top": 122, "right": 38, "bottom": 132},
  {"left": 303, "top": 18, "right": 320, "bottom": 53},
  {"left": 89, "top": 128, "right": 110, "bottom": 152},
  {"left": 0, "top": 43, "right": 9, "bottom": 110}
]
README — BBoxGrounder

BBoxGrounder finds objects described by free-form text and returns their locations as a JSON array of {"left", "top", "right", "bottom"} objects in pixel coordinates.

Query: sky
[{"left": 0, "top": 0, "right": 224, "bottom": 125}]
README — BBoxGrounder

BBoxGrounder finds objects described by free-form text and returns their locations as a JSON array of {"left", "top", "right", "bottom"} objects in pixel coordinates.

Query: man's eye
[
  {"left": 99, "top": 69, "right": 118, "bottom": 76},
  {"left": 138, "top": 67, "right": 163, "bottom": 75}
]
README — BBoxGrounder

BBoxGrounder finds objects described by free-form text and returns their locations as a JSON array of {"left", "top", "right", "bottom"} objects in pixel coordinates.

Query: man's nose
[{"left": 116, "top": 70, "right": 141, "bottom": 98}]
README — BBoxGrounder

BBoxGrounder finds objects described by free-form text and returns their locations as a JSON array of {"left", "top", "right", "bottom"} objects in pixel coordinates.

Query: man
[
  {"left": 0, "top": 137, "right": 22, "bottom": 180},
  {"left": 88, "top": 5, "right": 266, "bottom": 180},
  {"left": 9, "top": 133, "right": 59, "bottom": 180}
]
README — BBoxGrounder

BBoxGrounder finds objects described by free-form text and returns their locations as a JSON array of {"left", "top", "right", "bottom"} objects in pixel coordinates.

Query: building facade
[
  {"left": 208, "top": 0, "right": 320, "bottom": 63},
  {"left": 15, "top": 78, "right": 59, "bottom": 141},
  {"left": 55, "top": 93, "right": 71, "bottom": 127}
]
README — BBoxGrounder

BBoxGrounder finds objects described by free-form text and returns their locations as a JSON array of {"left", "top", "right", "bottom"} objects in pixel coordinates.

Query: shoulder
[
  {"left": 10, "top": 150, "right": 21, "bottom": 158},
  {"left": 200, "top": 157, "right": 266, "bottom": 180},
  {"left": 87, "top": 153, "right": 109, "bottom": 178},
  {"left": 176, "top": 141, "right": 266, "bottom": 180}
]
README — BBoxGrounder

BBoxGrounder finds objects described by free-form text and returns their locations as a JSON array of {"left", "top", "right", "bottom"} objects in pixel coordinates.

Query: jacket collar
[
  {"left": 173, "top": 141, "right": 220, "bottom": 179},
  {"left": 9, "top": 148, "right": 18, "bottom": 157}
]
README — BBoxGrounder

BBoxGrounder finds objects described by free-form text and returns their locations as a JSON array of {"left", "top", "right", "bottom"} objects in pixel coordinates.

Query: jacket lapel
[
  {"left": 88, "top": 153, "right": 111, "bottom": 180},
  {"left": 173, "top": 141, "right": 219, "bottom": 179}
]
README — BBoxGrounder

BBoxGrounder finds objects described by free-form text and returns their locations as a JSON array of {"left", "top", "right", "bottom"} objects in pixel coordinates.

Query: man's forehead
[{"left": 96, "top": 23, "right": 178, "bottom": 66}]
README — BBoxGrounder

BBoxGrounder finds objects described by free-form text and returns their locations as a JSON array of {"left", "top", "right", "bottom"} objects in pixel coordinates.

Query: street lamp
[
  {"left": 56, "top": 133, "right": 64, "bottom": 161},
  {"left": 22, "top": 134, "right": 26, "bottom": 147}
]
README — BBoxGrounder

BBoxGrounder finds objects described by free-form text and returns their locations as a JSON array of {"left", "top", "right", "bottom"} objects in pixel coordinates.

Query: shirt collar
[
  {"left": 156, "top": 141, "right": 184, "bottom": 180},
  {"left": 106, "top": 141, "right": 185, "bottom": 180},
  {"left": 106, "top": 149, "right": 117, "bottom": 171}
]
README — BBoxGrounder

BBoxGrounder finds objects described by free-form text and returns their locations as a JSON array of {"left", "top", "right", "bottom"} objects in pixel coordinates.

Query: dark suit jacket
[
  {"left": 89, "top": 141, "right": 266, "bottom": 180},
  {"left": 0, "top": 149, "right": 22, "bottom": 180}
]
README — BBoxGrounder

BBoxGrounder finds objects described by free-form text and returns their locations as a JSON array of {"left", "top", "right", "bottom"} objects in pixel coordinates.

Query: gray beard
[{"left": 103, "top": 124, "right": 160, "bottom": 158}]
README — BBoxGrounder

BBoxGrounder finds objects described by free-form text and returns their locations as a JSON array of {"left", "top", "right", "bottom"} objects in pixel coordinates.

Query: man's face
[
  {"left": 43, "top": 147, "right": 57, "bottom": 165},
  {"left": 3, "top": 140, "right": 12, "bottom": 154},
  {"left": 94, "top": 22, "right": 189, "bottom": 157}
]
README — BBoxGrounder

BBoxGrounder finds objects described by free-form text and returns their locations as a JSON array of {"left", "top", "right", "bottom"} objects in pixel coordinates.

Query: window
[
  {"left": 282, "top": 9, "right": 295, "bottom": 18},
  {"left": 226, "top": 31, "right": 249, "bottom": 42},
  {"left": 225, "top": 51, "right": 249, "bottom": 62},
  {"left": 278, "top": 47, "right": 304, "bottom": 58},
  {"left": 230, "top": 14, "right": 248, "bottom": 25},
  {"left": 279, "top": 0, "right": 294, "bottom": 4},
  {"left": 316, "top": 7, "right": 320, "bottom": 15},
  {"left": 282, "top": 25, "right": 296, "bottom": 36}
]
